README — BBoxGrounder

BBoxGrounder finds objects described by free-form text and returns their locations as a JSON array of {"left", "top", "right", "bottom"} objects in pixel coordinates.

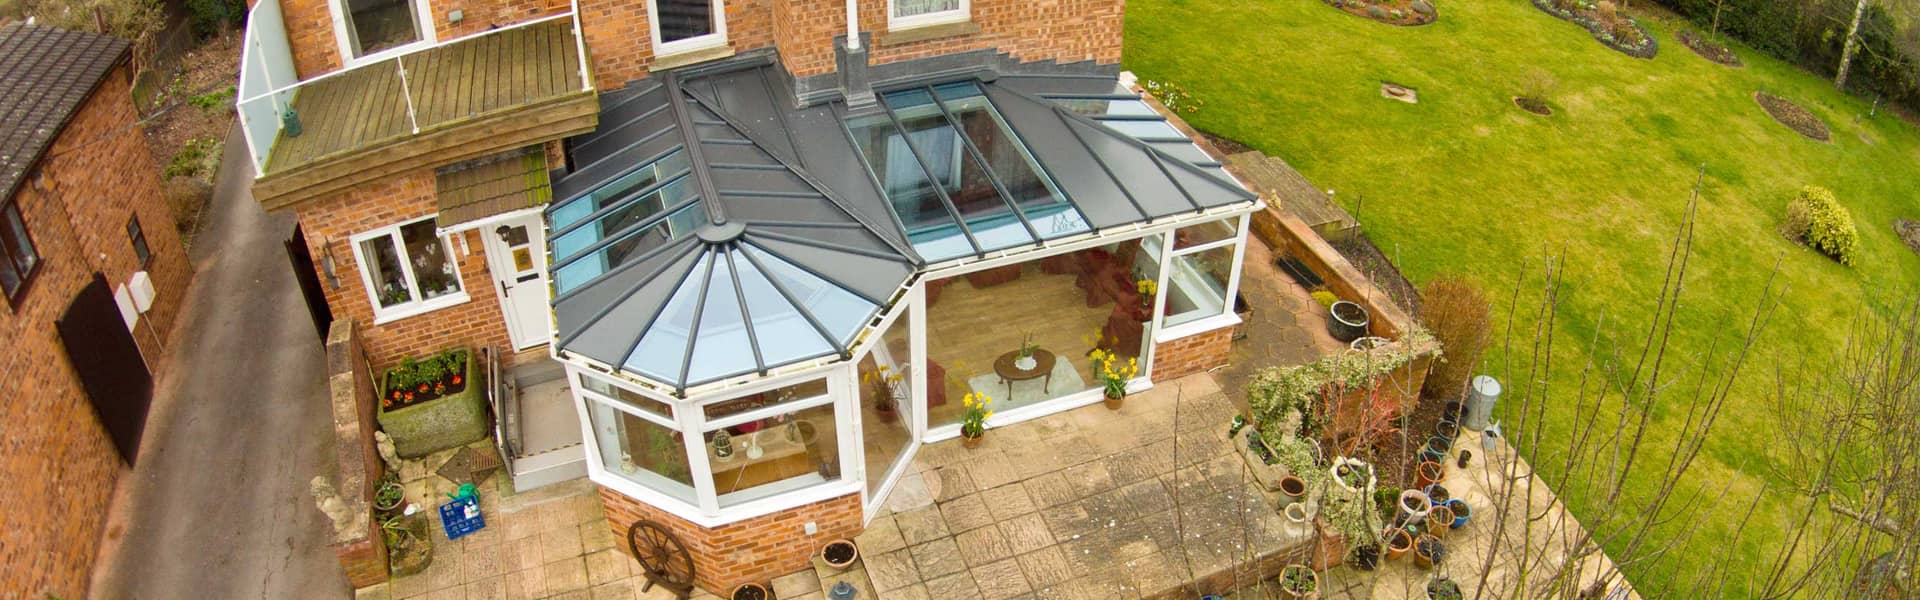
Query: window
[
  {"left": 890, "top": 0, "right": 968, "bottom": 28},
  {"left": 0, "top": 199, "right": 40, "bottom": 301},
  {"left": 650, "top": 0, "right": 727, "bottom": 53},
  {"left": 697, "top": 381, "right": 841, "bottom": 507},
  {"left": 127, "top": 216, "right": 151, "bottom": 268},
  {"left": 586, "top": 394, "right": 697, "bottom": 503},
  {"left": 1160, "top": 218, "right": 1243, "bottom": 328},
  {"left": 351, "top": 216, "right": 468, "bottom": 321},
  {"left": 581, "top": 373, "right": 673, "bottom": 418},
  {"left": 333, "top": 0, "right": 430, "bottom": 60}
]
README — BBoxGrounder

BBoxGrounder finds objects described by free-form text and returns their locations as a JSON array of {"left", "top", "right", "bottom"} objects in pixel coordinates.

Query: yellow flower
[{"left": 983, "top": 411, "right": 994, "bottom": 419}]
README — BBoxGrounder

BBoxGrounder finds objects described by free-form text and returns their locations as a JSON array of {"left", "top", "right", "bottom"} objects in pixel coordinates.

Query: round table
[{"left": 993, "top": 349, "right": 1056, "bottom": 403}]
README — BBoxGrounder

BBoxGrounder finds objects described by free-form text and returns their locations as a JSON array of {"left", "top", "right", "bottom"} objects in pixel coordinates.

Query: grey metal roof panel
[
  {"left": 785, "top": 105, "right": 914, "bottom": 252},
  {"left": 977, "top": 85, "right": 1145, "bottom": 229},
  {"left": 555, "top": 243, "right": 703, "bottom": 364},
  {"left": 994, "top": 74, "right": 1126, "bottom": 97},
  {"left": 1059, "top": 115, "right": 1196, "bottom": 216},
  {"left": 745, "top": 234, "right": 912, "bottom": 304}
]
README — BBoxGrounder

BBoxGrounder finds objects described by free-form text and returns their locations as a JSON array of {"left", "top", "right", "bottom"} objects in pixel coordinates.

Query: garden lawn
[{"left": 1126, "top": 0, "right": 1920, "bottom": 595}]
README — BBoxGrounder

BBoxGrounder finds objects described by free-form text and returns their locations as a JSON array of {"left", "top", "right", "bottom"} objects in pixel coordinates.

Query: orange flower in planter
[
  {"left": 434, "top": 383, "right": 446, "bottom": 394},
  {"left": 417, "top": 383, "right": 429, "bottom": 392},
  {"left": 451, "top": 375, "right": 463, "bottom": 385},
  {"left": 391, "top": 390, "right": 402, "bottom": 400},
  {"left": 382, "top": 398, "right": 392, "bottom": 408},
  {"left": 404, "top": 392, "right": 415, "bottom": 402}
]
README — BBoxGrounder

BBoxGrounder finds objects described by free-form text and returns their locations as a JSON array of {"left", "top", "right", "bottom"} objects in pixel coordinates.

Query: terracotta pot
[
  {"left": 1384, "top": 528, "right": 1414, "bottom": 561},
  {"left": 1426, "top": 504, "right": 1455, "bottom": 539},
  {"left": 731, "top": 583, "right": 771, "bottom": 600},
  {"left": 1413, "top": 534, "right": 1442, "bottom": 570},
  {"left": 1415, "top": 461, "right": 1446, "bottom": 489},
  {"left": 820, "top": 539, "right": 859, "bottom": 571},
  {"left": 1104, "top": 389, "right": 1124, "bottom": 410},
  {"left": 961, "top": 431, "right": 983, "bottom": 449},
  {"left": 1279, "top": 475, "right": 1308, "bottom": 504}
]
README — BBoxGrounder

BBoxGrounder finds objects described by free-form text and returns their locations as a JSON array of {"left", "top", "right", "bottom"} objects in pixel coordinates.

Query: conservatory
[{"left": 548, "top": 58, "right": 1260, "bottom": 527}]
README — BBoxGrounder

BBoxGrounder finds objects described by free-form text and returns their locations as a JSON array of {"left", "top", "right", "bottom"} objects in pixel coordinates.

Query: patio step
[{"left": 503, "top": 359, "right": 586, "bottom": 491}]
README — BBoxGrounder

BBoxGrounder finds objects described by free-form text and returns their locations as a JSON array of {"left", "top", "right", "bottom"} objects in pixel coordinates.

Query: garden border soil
[
  {"left": 1754, "top": 92, "right": 1832, "bottom": 142},
  {"left": 1321, "top": 0, "right": 1437, "bottom": 26},
  {"left": 1897, "top": 219, "right": 1920, "bottom": 257},
  {"left": 1678, "top": 30, "right": 1743, "bottom": 67},
  {"left": 1512, "top": 96, "right": 1554, "bottom": 116},
  {"left": 1530, "top": 0, "right": 1658, "bottom": 59}
]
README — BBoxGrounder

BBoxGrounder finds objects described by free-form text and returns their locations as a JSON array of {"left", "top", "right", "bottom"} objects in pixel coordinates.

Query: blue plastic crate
[{"left": 439, "top": 496, "right": 486, "bottom": 540}]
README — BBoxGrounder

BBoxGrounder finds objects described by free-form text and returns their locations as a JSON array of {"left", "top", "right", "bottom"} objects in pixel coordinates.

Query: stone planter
[
  {"left": 1234, "top": 428, "right": 1292, "bottom": 492},
  {"left": 377, "top": 349, "right": 487, "bottom": 458}
]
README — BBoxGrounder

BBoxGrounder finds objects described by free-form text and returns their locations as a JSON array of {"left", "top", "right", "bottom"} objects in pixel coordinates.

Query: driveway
[{"left": 90, "top": 125, "right": 348, "bottom": 599}]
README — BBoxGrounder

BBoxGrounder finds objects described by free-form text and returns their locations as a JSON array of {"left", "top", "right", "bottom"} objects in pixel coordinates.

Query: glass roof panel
[
  {"left": 684, "top": 252, "right": 757, "bottom": 383},
  {"left": 1050, "top": 98, "right": 1157, "bottom": 118},
  {"left": 844, "top": 111, "right": 976, "bottom": 261},
  {"left": 549, "top": 150, "right": 691, "bottom": 230},
  {"left": 931, "top": 82, "right": 1088, "bottom": 241},
  {"left": 882, "top": 88, "right": 1032, "bottom": 249},
  {"left": 552, "top": 176, "right": 696, "bottom": 263},
  {"left": 623, "top": 252, "right": 709, "bottom": 383},
  {"left": 743, "top": 244, "right": 876, "bottom": 345},
  {"left": 1097, "top": 119, "right": 1184, "bottom": 139},
  {"left": 552, "top": 201, "right": 708, "bottom": 295},
  {"left": 733, "top": 248, "right": 836, "bottom": 366}
]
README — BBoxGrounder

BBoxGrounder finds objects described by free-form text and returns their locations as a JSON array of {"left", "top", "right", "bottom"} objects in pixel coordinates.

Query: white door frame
[{"left": 478, "top": 211, "right": 551, "bottom": 351}]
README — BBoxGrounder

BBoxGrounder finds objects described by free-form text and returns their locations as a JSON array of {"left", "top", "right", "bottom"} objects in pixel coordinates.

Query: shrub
[
  {"left": 1783, "top": 186, "right": 1858, "bottom": 266},
  {"left": 165, "top": 137, "right": 221, "bottom": 179},
  {"left": 1411, "top": 0, "right": 1435, "bottom": 16},
  {"left": 1417, "top": 276, "right": 1491, "bottom": 400},
  {"left": 187, "top": 86, "right": 235, "bottom": 113},
  {"left": 1366, "top": 5, "right": 1387, "bottom": 18},
  {"left": 185, "top": 0, "right": 246, "bottom": 36},
  {"left": 1518, "top": 67, "right": 1558, "bottom": 102}
]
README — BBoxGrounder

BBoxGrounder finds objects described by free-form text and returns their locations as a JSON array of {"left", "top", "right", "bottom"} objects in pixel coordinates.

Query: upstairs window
[
  {"left": 127, "top": 216, "right": 151, "bottom": 268},
  {"left": 0, "top": 198, "right": 40, "bottom": 302},
  {"left": 651, "top": 0, "right": 727, "bottom": 54},
  {"left": 890, "top": 0, "right": 968, "bottom": 29},
  {"left": 333, "top": 0, "right": 431, "bottom": 61},
  {"left": 351, "top": 216, "right": 469, "bottom": 322}
]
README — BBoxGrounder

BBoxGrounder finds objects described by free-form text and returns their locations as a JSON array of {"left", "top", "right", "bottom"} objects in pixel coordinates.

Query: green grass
[{"left": 1125, "top": 0, "right": 1920, "bottom": 594}]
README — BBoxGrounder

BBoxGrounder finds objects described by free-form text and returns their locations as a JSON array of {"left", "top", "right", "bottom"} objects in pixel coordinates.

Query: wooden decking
[
  {"left": 1226, "top": 151, "right": 1357, "bottom": 238},
  {"left": 254, "top": 18, "right": 597, "bottom": 210}
]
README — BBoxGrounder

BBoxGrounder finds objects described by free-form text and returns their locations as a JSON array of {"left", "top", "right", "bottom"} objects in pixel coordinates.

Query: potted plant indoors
[
  {"left": 1279, "top": 564, "right": 1319, "bottom": 600},
  {"left": 864, "top": 365, "right": 903, "bottom": 424},
  {"left": 1414, "top": 534, "right": 1445, "bottom": 569},
  {"left": 376, "top": 348, "right": 485, "bottom": 457},
  {"left": 959, "top": 392, "right": 993, "bottom": 449},
  {"left": 1327, "top": 300, "right": 1371, "bottom": 342},
  {"left": 820, "top": 539, "right": 859, "bottom": 571},
  {"left": 1091, "top": 348, "right": 1138, "bottom": 410},
  {"left": 730, "top": 582, "right": 772, "bottom": 600}
]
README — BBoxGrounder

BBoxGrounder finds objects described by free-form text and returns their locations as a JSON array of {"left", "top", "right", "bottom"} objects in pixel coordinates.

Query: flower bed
[
  {"left": 1322, "top": 0, "right": 1436, "bottom": 26},
  {"left": 1678, "top": 30, "right": 1742, "bottom": 67},
  {"left": 1898, "top": 219, "right": 1920, "bottom": 257},
  {"left": 377, "top": 348, "right": 487, "bottom": 457},
  {"left": 1530, "top": 0, "right": 1657, "bottom": 59},
  {"left": 1754, "top": 92, "right": 1831, "bottom": 142}
]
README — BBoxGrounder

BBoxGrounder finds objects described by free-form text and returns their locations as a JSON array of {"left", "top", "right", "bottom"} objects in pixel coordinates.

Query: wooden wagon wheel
[{"left": 627, "top": 519, "right": 695, "bottom": 599}]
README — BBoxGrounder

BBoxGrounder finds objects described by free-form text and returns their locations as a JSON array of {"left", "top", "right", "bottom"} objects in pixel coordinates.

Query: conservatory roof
[{"left": 546, "top": 57, "right": 1255, "bottom": 393}]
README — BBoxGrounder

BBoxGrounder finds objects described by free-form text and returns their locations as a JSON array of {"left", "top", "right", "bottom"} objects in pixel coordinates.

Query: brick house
[
  {"left": 237, "top": 0, "right": 1261, "bottom": 594},
  {"left": 0, "top": 23, "right": 193, "bottom": 599}
]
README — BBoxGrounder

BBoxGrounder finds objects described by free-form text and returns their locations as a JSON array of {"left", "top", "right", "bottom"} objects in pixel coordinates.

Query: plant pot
[
  {"left": 1384, "top": 528, "right": 1414, "bottom": 561},
  {"left": 1435, "top": 419, "right": 1459, "bottom": 443},
  {"left": 1285, "top": 502, "right": 1311, "bottom": 525},
  {"left": 373, "top": 480, "right": 406, "bottom": 513},
  {"left": 875, "top": 399, "right": 898, "bottom": 423},
  {"left": 1398, "top": 489, "right": 1432, "bottom": 525},
  {"left": 731, "top": 583, "right": 771, "bottom": 600},
  {"left": 1104, "top": 389, "right": 1124, "bottom": 410},
  {"left": 1423, "top": 483, "right": 1452, "bottom": 507},
  {"left": 1414, "top": 534, "right": 1443, "bottom": 569},
  {"left": 1427, "top": 577, "right": 1463, "bottom": 600},
  {"left": 1445, "top": 499, "right": 1471, "bottom": 529},
  {"left": 1327, "top": 300, "right": 1371, "bottom": 342},
  {"left": 1014, "top": 355, "right": 1038, "bottom": 371},
  {"left": 786, "top": 420, "right": 818, "bottom": 446},
  {"left": 821, "top": 539, "right": 859, "bottom": 571},
  {"left": 1426, "top": 504, "right": 1455, "bottom": 539},
  {"left": 1351, "top": 544, "right": 1380, "bottom": 571},
  {"left": 1330, "top": 457, "right": 1377, "bottom": 495},
  {"left": 1349, "top": 336, "right": 1390, "bottom": 352},
  {"left": 1415, "top": 461, "right": 1446, "bottom": 490},
  {"left": 1279, "top": 475, "right": 1308, "bottom": 506},
  {"left": 961, "top": 431, "right": 983, "bottom": 449},
  {"left": 1278, "top": 564, "right": 1319, "bottom": 600}
]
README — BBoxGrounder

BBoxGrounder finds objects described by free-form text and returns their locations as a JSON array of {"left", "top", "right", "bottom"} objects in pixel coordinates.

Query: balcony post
[{"left": 397, "top": 60, "right": 420, "bottom": 134}]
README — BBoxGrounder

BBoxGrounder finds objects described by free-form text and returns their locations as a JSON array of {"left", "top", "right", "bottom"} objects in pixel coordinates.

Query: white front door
[{"left": 483, "top": 213, "right": 552, "bottom": 350}]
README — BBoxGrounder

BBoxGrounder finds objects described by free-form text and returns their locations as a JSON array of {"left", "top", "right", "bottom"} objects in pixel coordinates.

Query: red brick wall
[
  {"left": 598, "top": 486, "right": 864, "bottom": 595},
  {"left": 0, "top": 62, "right": 191, "bottom": 600},
  {"left": 1151, "top": 326, "right": 1233, "bottom": 382},
  {"left": 433, "top": 0, "right": 570, "bottom": 40},
  {"left": 577, "top": 0, "right": 778, "bottom": 90},
  {"left": 280, "top": 0, "right": 342, "bottom": 79},
  {"left": 293, "top": 169, "right": 516, "bottom": 373}
]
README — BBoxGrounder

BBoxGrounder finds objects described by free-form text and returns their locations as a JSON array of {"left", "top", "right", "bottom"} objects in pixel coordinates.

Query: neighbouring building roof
[
  {"left": 0, "top": 22, "right": 131, "bottom": 201},
  {"left": 547, "top": 55, "right": 1255, "bottom": 393}
]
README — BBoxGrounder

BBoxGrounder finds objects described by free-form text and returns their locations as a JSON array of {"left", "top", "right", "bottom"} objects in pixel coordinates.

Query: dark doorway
[
  {"left": 285, "top": 225, "right": 333, "bottom": 341},
  {"left": 56, "top": 273, "right": 154, "bottom": 464}
]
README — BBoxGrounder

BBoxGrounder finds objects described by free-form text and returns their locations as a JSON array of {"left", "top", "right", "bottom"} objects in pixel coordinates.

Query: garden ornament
[
  {"left": 447, "top": 482, "right": 479, "bottom": 502},
  {"left": 828, "top": 580, "right": 857, "bottom": 600},
  {"left": 375, "top": 430, "right": 403, "bottom": 473},
  {"left": 309, "top": 475, "right": 356, "bottom": 535}
]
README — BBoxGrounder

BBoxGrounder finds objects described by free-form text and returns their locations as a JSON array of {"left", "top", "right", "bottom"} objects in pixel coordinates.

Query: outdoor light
[{"left": 320, "top": 237, "right": 341, "bottom": 290}]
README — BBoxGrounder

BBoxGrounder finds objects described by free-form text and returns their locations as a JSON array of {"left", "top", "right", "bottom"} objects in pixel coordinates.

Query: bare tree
[{"left": 1836, "top": 0, "right": 1874, "bottom": 89}]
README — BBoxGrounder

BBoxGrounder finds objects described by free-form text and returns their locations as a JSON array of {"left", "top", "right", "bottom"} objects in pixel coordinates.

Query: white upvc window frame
[
  {"left": 1155, "top": 212, "right": 1251, "bottom": 342},
  {"left": 887, "top": 0, "right": 970, "bottom": 30},
  {"left": 327, "top": 0, "right": 438, "bottom": 68},
  {"left": 578, "top": 385, "right": 702, "bottom": 507},
  {"left": 349, "top": 215, "right": 471, "bottom": 324},
  {"left": 647, "top": 0, "right": 729, "bottom": 57}
]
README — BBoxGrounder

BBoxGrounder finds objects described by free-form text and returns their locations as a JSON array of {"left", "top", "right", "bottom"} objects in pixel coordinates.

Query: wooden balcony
[{"left": 250, "top": 18, "right": 598, "bottom": 210}]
